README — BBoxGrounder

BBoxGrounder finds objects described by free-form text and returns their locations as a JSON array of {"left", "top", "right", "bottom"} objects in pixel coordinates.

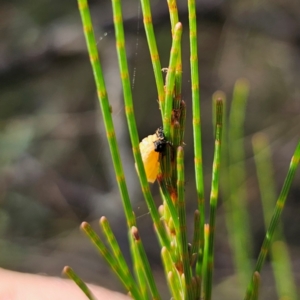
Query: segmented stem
[
  {"left": 205, "top": 99, "right": 223, "bottom": 300},
  {"left": 139, "top": 0, "right": 165, "bottom": 118},
  {"left": 163, "top": 22, "right": 182, "bottom": 139},
  {"left": 251, "top": 272, "right": 260, "bottom": 300},
  {"left": 132, "top": 227, "right": 161, "bottom": 300},
  {"left": 191, "top": 210, "right": 201, "bottom": 263},
  {"left": 81, "top": 222, "right": 142, "bottom": 299},
  {"left": 167, "top": 0, "right": 182, "bottom": 110},
  {"left": 111, "top": 0, "right": 169, "bottom": 249},
  {"left": 188, "top": 0, "right": 205, "bottom": 269},
  {"left": 244, "top": 141, "right": 300, "bottom": 300},
  {"left": 158, "top": 178, "right": 180, "bottom": 232},
  {"left": 161, "top": 247, "right": 182, "bottom": 300},
  {"left": 252, "top": 133, "right": 297, "bottom": 299},
  {"left": 99, "top": 217, "right": 132, "bottom": 279},
  {"left": 63, "top": 266, "right": 96, "bottom": 300},
  {"left": 177, "top": 146, "right": 193, "bottom": 299},
  {"left": 131, "top": 239, "right": 148, "bottom": 299},
  {"left": 77, "top": 0, "right": 135, "bottom": 229}
]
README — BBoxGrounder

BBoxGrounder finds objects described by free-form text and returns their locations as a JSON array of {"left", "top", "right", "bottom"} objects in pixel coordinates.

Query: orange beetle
[{"left": 138, "top": 127, "right": 167, "bottom": 183}]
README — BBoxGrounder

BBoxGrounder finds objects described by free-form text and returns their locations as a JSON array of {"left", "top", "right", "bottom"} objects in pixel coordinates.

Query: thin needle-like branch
[
  {"left": 244, "top": 141, "right": 300, "bottom": 300},
  {"left": 111, "top": 0, "right": 169, "bottom": 249},
  {"left": 77, "top": 0, "right": 135, "bottom": 229},
  {"left": 139, "top": 0, "right": 165, "bottom": 118},
  {"left": 163, "top": 22, "right": 182, "bottom": 139},
  {"left": 188, "top": 0, "right": 205, "bottom": 271},
  {"left": 205, "top": 99, "right": 223, "bottom": 300},
  {"left": 81, "top": 222, "right": 142, "bottom": 299},
  {"left": 177, "top": 146, "right": 193, "bottom": 299},
  {"left": 63, "top": 266, "right": 96, "bottom": 300}
]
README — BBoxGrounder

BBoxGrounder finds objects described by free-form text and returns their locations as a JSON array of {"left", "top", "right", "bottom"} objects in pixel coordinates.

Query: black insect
[{"left": 153, "top": 127, "right": 168, "bottom": 153}]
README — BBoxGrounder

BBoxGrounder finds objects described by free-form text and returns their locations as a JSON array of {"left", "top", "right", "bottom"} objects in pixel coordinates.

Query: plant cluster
[{"left": 63, "top": 0, "right": 300, "bottom": 299}]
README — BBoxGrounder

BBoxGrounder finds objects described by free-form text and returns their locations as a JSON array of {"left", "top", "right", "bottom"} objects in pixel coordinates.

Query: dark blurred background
[{"left": 0, "top": 0, "right": 299, "bottom": 298}]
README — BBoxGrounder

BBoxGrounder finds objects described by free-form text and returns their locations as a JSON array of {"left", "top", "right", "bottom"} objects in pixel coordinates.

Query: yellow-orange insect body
[{"left": 138, "top": 128, "right": 167, "bottom": 183}]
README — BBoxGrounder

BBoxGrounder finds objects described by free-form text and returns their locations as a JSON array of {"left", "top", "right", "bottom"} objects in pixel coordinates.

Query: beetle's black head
[{"left": 154, "top": 139, "right": 167, "bottom": 153}]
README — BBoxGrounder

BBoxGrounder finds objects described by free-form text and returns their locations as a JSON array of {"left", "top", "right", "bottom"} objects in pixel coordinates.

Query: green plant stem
[
  {"left": 227, "top": 79, "right": 251, "bottom": 287},
  {"left": 168, "top": 271, "right": 182, "bottom": 300},
  {"left": 201, "top": 224, "right": 209, "bottom": 297},
  {"left": 177, "top": 146, "right": 193, "bottom": 299},
  {"left": 130, "top": 237, "right": 149, "bottom": 299},
  {"left": 63, "top": 266, "right": 96, "bottom": 300},
  {"left": 99, "top": 217, "right": 132, "bottom": 279},
  {"left": 139, "top": 0, "right": 165, "bottom": 118},
  {"left": 244, "top": 141, "right": 300, "bottom": 300},
  {"left": 161, "top": 247, "right": 182, "bottom": 300},
  {"left": 205, "top": 99, "right": 223, "bottom": 300},
  {"left": 188, "top": 0, "right": 205, "bottom": 271},
  {"left": 81, "top": 222, "right": 142, "bottom": 299},
  {"left": 77, "top": 0, "right": 135, "bottom": 229},
  {"left": 132, "top": 227, "right": 161, "bottom": 300},
  {"left": 172, "top": 122, "right": 181, "bottom": 189},
  {"left": 191, "top": 210, "right": 201, "bottom": 263},
  {"left": 111, "top": 0, "right": 169, "bottom": 249},
  {"left": 167, "top": 0, "right": 182, "bottom": 110},
  {"left": 158, "top": 179, "right": 179, "bottom": 232},
  {"left": 251, "top": 272, "right": 260, "bottom": 300},
  {"left": 163, "top": 22, "right": 182, "bottom": 139},
  {"left": 179, "top": 100, "right": 186, "bottom": 144},
  {"left": 252, "top": 133, "right": 297, "bottom": 299}
]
